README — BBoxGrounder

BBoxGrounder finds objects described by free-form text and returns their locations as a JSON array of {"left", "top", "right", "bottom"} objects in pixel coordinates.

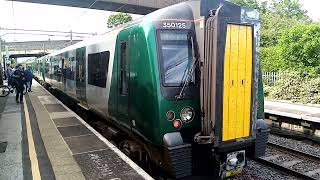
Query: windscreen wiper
[
  {"left": 175, "top": 57, "right": 198, "bottom": 100},
  {"left": 175, "top": 35, "right": 199, "bottom": 100}
]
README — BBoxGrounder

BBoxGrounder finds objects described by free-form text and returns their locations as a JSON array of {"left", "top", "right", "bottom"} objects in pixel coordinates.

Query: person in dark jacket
[
  {"left": 13, "top": 65, "right": 25, "bottom": 103},
  {"left": 6, "top": 64, "right": 14, "bottom": 86},
  {"left": 24, "top": 66, "right": 33, "bottom": 92}
]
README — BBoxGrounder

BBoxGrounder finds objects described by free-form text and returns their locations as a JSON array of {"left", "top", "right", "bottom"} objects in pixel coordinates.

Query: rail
[{"left": 255, "top": 142, "right": 320, "bottom": 180}]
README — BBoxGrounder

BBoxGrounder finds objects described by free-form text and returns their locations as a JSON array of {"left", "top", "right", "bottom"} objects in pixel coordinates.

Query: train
[{"left": 27, "top": 0, "right": 268, "bottom": 179}]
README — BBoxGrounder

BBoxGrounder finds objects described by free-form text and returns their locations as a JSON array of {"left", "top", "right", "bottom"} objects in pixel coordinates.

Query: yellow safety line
[{"left": 23, "top": 96, "right": 42, "bottom": 180}]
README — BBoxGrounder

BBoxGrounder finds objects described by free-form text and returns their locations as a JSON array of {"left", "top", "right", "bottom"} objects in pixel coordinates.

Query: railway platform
[
  {"left": 264, "top": 100, "right": 320, "bottom": 143},
  {"left": 265, "top": 100, "right": 320, "bottom": 122},
  {"left": 0, "top": 80, "right": 152, "bottom": 180}
]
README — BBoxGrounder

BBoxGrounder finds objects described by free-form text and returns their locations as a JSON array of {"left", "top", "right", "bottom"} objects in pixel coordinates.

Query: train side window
[
  {"left": 88, "top": 51, "right": 110, "bottom": 88},
  {"left": 120, "top": 42, "right": 128, "bottom": 95}
]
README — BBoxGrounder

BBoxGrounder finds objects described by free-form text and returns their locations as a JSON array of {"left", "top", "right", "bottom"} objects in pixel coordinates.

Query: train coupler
[{"left": 221, "top": 150, "right": 246, "bottom": 178}]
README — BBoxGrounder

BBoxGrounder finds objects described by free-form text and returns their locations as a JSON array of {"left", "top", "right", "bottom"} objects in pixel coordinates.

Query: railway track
[
  {"left": 255, "top": 142, "right": 320, "bottom": 180},
  {"left": 270, "top": 127, "right": 320, "bottom": 144}
]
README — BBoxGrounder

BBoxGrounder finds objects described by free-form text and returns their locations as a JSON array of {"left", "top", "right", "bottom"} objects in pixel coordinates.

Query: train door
[
  {"left": 76, "top": 47, "right": 87, "bottom": 104},
  {"left": 117, "top": 30, "right": 130, "bottom": 126}
]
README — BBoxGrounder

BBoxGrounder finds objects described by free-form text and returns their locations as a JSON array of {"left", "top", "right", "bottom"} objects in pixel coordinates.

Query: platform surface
[
  {"left": 265, "top": 100, "right": 320, "bottom": 122},
  {"left": 0, "top": 80, "right": 152, "bottom": 180}
]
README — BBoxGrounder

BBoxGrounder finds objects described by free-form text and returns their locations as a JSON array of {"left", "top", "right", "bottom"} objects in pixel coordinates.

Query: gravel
[
  {"left": 291, "top": 161, "right": 320, "bottom": 173},
  {"left": 232, "top": 134, "right": 320, "bottom": 180},
  {"left": 231, "top": 160, "right": 299, "bottom": 180},
  {"left": 311, "top": 172, "right": 320, "bottom": 179},
  {"left": 268, "top": 134, "right": 320, "bottom": 158}
]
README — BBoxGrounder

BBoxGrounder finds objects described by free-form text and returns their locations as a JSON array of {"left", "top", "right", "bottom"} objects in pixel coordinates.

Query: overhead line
[
  {"left": 0, "top": 27, "right": 96, "bottom": 35},
  {"left": 66, "top": 0, "right": 98, "bottom": 30},
  {"left": 0, "top": 32, "right": 87, "bottom": 38}
]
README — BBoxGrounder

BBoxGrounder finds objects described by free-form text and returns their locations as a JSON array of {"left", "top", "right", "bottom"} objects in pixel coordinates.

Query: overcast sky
[
  {"left": 0, "top": 0, "right": 142, "bottom": 42},
  {"left": 0, "top": 0, "right": 319, "bottom": 42}
]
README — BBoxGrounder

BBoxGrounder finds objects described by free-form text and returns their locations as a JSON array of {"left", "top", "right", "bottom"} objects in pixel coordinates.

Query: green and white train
[{"left": 29, "top": 0, "right": 268, "bottom": 179}]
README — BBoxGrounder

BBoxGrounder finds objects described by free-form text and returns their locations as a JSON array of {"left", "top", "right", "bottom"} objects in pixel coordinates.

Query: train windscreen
[{"left": 158, "top": 30, "right": 195, "bottom": 86}]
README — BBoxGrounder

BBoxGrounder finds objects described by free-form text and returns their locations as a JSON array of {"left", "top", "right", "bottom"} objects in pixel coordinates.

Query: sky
[
  {"left": 0, "top": 0, "right": 319, "bottom": 42},
  {"left": 0, "top": 0, "right": 142, "bottom": 42},
  {"left": 301, "top": 0, "right": 320, "bottom": 21}
]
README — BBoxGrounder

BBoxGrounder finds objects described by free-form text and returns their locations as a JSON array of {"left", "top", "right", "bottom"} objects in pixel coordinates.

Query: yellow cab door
[{"left": 222, "top": 24, "right": 253, "bottom": 141}]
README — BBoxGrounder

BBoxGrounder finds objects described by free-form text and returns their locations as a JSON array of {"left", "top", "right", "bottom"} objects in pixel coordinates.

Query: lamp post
[{"left": 0, "top": 38, "right": 3, "bottom": 85}]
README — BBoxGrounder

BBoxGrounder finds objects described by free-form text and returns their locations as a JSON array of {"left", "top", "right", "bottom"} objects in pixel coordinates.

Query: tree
[
  {"left": 260, "top": 46, "right": 283, "bottom": 72},
  {"left": 230, "top": 0, "right": 309, "bottom": 47},
  {"left": 260, "top": 12, "right": 298, "bottom": 47},
  {"left": 230, "top": 0, "right": 311, "bottom": 73},
  {"left": 107, "top": 13, "right": 133, "bottom": 28},
  {"left": 279, "top": 23, "right": 320, "bottom": 75},
  {"left": 229, "top": 0, "right": 268, "bottom": 13},
  {"left": 271, "top": 0, "right": 309, "bottom": 21}
]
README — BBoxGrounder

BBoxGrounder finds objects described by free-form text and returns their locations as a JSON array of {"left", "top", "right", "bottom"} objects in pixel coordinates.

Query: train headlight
[
  {"left": 180, "top": 107, "right": 194, "bottom": 123},
  {"left": 166, "top": 111, "right": 175, "bottom": 121}
]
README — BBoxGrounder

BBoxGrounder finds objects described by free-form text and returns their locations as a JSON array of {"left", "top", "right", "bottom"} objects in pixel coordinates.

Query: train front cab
[
  {"left": 192, "top": 1, "right": 269, "bottom": 179},
  {"left": 151, "top": 1, "right": 269, "bottom": 179}
]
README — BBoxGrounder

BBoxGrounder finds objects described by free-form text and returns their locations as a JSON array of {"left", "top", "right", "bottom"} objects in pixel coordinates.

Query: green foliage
[
  {"left": 300, "top": 77, "right": 320, "bottom": 104},
  {"left": 230, "top": 0, "right": 317, "bottom": 76},
  {"left": 268, "top": 71, "right": 305, "bottom": 102},
  {"left": 279, "top": 23, "right": 320, "bottom": 75},
  {"left": 231, "top": 0, "right": 319, "bottom": 103},
  {"left": 270, "top": 0, "right": 309, "bottom": 21},
  {"left": 107, "top": 13, "right": 133, "bottom": 28},
  {"left": 267, "top": 71, "right": 320, "bottom": 104},
  {"left": 260, "top": 46, "right": 283, "bottom": 72},
  {"left": 260, "top": 12, "right": 299, "bottom": 47},
  {"left": 229, "top": 0, "right": 268, "bottom": 13}
]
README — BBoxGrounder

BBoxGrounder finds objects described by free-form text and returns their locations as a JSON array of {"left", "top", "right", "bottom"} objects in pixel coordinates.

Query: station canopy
[{"left": 11, "top": 0, "right": 188, "bottom": 14}]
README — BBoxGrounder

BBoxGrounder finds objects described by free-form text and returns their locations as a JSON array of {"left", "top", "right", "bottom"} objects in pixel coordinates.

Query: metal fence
[{"left": 262, "top": 72, "right": 282, "bottom": 86}]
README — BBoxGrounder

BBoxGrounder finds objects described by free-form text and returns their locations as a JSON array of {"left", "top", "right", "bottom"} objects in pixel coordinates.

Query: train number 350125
[{"left": 163, "top": 22, "right": 187, "bottom": 29}]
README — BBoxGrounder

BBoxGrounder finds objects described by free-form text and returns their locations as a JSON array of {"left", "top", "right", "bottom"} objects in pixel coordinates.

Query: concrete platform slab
[
  {"left": 0, "top": 142, "right": 22, "bottom": 165},
  {"left": 0, "top": 163, "right": 23, "bottom": 180},
  {"left": 0, "top": 131, "right": 21, "bottom": 144},
  {"left": 38, "top": 95, "right": 59, "bottom": 104},
  {"left": 55, "top": 172, "right": 86, "bottom": 180},
  {"left": 53, "top": 117, "right": 82, "bottom": 127},
  {"left": 0, "top": 80, "right": 152, "bottom": 180},
  {"left": 45, "top": 104, "right": 67, "bottom": 112},
  {"left": 50, "top": 111, "right": 75, "bottom": 119},
  {"left": 0, "top": 113, "right": 22, "bottom": 132},
  {"left": 74, "top": 149, "right": 145, "bottom": 180}
]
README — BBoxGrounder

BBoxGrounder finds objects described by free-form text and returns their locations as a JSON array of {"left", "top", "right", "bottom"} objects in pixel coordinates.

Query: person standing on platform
[
  {"left": 12, "top": 65, "right": 25, "bottom": 103},
  {"left": 25, "top": 66, "right": 33, "bottom": 92},
  {"left": 6, "top": 64, "right": 14, "bottom": 86}
]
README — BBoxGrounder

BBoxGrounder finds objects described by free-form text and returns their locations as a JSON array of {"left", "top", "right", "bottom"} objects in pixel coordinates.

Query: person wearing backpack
[
  {"left": 24, "top": 66, "right": 34, "bottom": 92},
  {"left": 12, "top": 65, "right": 25, "bottom": 103}
]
